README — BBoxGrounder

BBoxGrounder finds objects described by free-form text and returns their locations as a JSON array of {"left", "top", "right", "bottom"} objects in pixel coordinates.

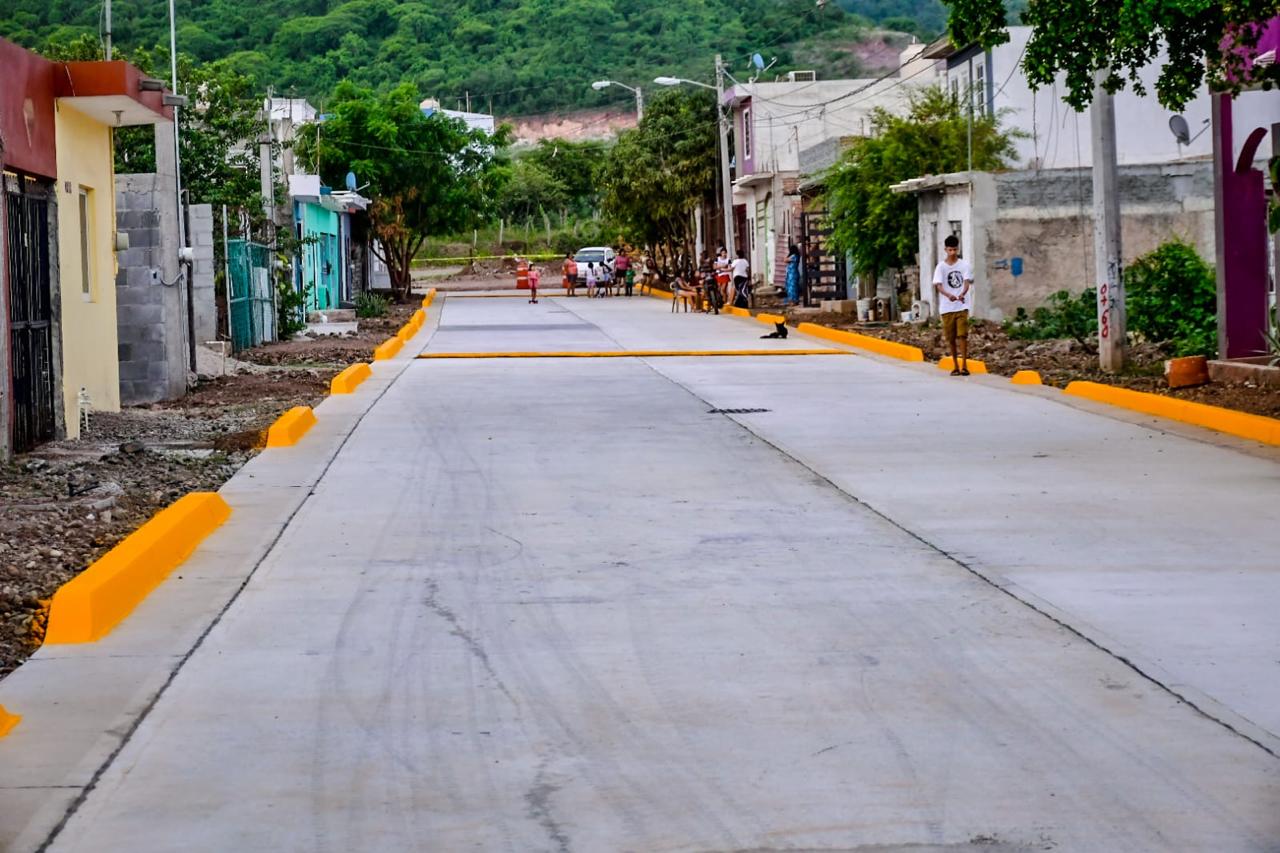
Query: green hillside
[{"left": 0, "top": 0, "right": 944, "bottom": 115}]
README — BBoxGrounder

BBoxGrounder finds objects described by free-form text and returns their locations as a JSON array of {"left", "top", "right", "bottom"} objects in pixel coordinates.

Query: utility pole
[
  {"left": 715, "top": 54, "right": 735, "bottom": 255},
  {"left": 104, "top": 0, "right": 111, "bottom": 59},
  {"left": 1091, "top": 71, "right": 1125, "bottom": 371},
  {"left": 260, "top": 87, "right": 275, "bottom": 243},
  {"left": 635, "top": 86, "right": 644, "bottom": 123}
]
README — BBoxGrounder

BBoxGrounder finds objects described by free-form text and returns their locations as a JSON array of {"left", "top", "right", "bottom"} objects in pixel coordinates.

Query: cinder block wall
[
  {"left": 114, "top": 173, "right": 188, "bottom": 405},
  {"left": 188, "top": 204, "right": 216, "bottom": 345},
  {"left": 986, "top": 162, "right": 1216, "bottom": 318}
]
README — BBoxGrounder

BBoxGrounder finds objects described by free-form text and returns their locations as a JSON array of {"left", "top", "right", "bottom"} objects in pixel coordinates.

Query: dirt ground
[
  {"left": 240, "top": 300, "right": 419, "bottom": 366},
  {"left": 769, "top": 300, "right": 1280, "bottom": 419},
  {"left": 0, "top": 368, "right": 336, "bottom": 676}
]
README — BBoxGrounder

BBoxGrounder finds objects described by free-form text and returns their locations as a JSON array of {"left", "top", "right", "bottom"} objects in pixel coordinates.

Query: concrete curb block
[
  {"left": 0, "top": 706, "right": 19, "bottom": 737},
  {"left": 646, "top": 288, "right": 675, "bottom": 301},
  {"left": 373, "top": 336, "right": 404, "bottom": 361},
  {"left": 1010, "top": 370, "right": 1043, "bottom": 385},
  {"left": 938, "top": 356, "right": 988, "bottom": 374},
  {"left": 265, "top": 406, "right": 318, "bottom": 447},
  {"left": 756, "top": 313, "right": 786, "bottom": 325},
  {"left": 724, "top": 306, "right": 751, "bottom": 317},
  {"left": 795, "top": 322, "right": 926, "bottom": 362},
  {"left": 330, "top": 363, "right": 373, "bottom": 394},
  {"left": 421, "top": 288, "right": 436, "bottom": 308},
  {"left": 43, "top": 493, "right": 232, "bottom": 644},
  {"left": 1064, "top": 381, "right": 1280, "bottom": 447}
]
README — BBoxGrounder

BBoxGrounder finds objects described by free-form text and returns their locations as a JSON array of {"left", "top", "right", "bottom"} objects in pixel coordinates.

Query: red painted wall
[{"left": 0, "top": 39, "right": 58, "bottom": 179}]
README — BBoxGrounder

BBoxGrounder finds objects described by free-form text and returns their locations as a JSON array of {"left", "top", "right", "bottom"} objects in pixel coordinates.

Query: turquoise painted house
[{"left": 287, "top": 174, "right": 371, "bottom": 314}]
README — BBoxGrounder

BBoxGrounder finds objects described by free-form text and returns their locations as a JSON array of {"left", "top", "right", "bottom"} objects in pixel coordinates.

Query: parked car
[{"left": 574, "top": 246, "right": 615, "bottom": 270}]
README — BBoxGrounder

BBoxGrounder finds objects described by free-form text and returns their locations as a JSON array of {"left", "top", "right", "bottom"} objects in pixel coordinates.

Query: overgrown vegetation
[
  {"left": 354, "top": 291, "right": 391, "bottom": 319},
  {"left": 1123, "top": 239, "right": 1217, "bottom": 357},
  {"left": 277, "top": 282, "right": 310, "bottom": 340},
  {"left": 823, "top": 86, "right": 1019, "bottom": 278},
  {"left": 1005, "top": 240, "right": 1219, "bottom": 357},
  {"left": 1005, "top": 288, "right": 1098, "bottom": 350}
]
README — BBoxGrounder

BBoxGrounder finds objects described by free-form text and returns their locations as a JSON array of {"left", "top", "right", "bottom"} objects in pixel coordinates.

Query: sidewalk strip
[
  {"left": 1064, "top": 381, "right": 1280, "bottom": 447},
  {"left": 417, "top": 349, "right": 853, "bottom": 359}
]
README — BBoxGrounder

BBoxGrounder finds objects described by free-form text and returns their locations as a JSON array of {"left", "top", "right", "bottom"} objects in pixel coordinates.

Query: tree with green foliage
[
  {"left": 497, "top": 159, "right": 570, "bottom": 225},
  {"left": 944, "top": 0, "right": 1278, "bottom": 111},
  {"left": 296, "top": 82, "right": 510, "bottom": 299},
  {"left": 598, "top": 89, "right": 719, "bottom": 276},
  {"left": 521, "top": 140, "right": 608, "bottom": 218},
  {"left": 823, "top": 86, "right": 1018, "bottom": 278},
  {"left": 2, "top": 0, "right": 856, "bottom": 116}
]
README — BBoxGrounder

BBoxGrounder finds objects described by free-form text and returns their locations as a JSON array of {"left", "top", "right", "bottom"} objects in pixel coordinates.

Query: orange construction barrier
[{"left": 515, "top": 258, "right": 530, "bottom": 290}]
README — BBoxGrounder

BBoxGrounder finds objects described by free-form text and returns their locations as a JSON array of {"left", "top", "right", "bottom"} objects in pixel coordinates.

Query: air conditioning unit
[{"left": 787, "top": 70, "right": 817, "bottom": 83}]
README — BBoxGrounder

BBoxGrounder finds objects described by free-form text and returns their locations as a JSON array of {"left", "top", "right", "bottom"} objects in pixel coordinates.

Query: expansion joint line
[{"left": 645, "top": 363, "right": 1280, "bottom": 764}]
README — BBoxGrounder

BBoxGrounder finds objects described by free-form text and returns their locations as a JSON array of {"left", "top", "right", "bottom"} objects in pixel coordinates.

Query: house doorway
[{"left": 5, "top": 173, "right": 56, "bottom": 453}]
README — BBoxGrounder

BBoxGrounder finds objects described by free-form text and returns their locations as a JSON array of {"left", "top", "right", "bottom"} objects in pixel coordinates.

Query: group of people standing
[
  {"left": 668, "top": 247, "right": 753, "bottom": 314},
  {"left": 559, "top": 251, "right": 639, "bottom": 298}
]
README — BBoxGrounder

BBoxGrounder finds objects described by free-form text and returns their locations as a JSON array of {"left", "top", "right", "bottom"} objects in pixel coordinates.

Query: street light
[
  {"left": 591, "top": 80, "right": 644, "bottom": 121},
  {"left": 655, "top": 55, "right": 735, "bottom": 257}
]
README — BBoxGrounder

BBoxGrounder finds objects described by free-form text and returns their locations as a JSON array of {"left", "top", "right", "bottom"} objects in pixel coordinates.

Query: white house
[{"left": 723, "top": 42, "right": 941, "bottom": 293}]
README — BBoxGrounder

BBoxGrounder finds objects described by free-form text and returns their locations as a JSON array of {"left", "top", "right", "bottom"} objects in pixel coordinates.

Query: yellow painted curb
[
  {"left": 0, "top": 705, "right": 20, "bottom": 737},
  {"left": 330, "top": 362, "right": 372, "bottom": 394},
  {"left": 266, "top": 406, "right": 317, "bottom": 448},
  {"left": 373, "top": 336, "right": 403, "bottom": 361},
  {"left": 938, "top": 356, "right": 988, "bottom": 374},
  {"left": 724, "top": 306, "right": 751, "bottom": 317},
  {"left": 1063, "top": 381, "right": 1280, "bottom": 446},
  {"left": 396, "top": 323, "right": 415, "bottom": 343},
  {"left": 421, "top": 288, "right": 436, "bottom": 308},
  {"left": 647, "top": 289, "right": 675, "bottom": 301},
  {"left": 1010, "top": 370, "right": 1043, "bottom": 385},
  {"left": 44, "top": 493, "right": 232, "bottom": 644},
  {"left": 796, "top": 322, "right": 926, "bottom": 362},
  {"left": 417, "top": 349, "right": 852, "bottom": 359},
  {"left": 756, "top": 313, "right": 787, "bottom": 325}
]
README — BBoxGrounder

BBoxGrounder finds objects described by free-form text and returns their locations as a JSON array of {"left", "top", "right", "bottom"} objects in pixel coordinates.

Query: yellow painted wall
[{"left": 54, "top": 102, "right": 121, "bottom": 439}]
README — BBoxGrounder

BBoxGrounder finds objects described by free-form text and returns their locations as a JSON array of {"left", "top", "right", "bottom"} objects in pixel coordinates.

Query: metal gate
[
  {"left": 227, "top": 238, "right": 276, "bottom": 351},
  {"left": 799, "top": 210, "right": 848, "bottom": 306},
  {"left": 5, "top": 174, "right": 56, "bottom": 453}
]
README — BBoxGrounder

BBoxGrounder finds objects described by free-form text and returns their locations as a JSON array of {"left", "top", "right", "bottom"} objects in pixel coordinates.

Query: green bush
[
  {"left": 1005, "top": 287, "right": 1098, "bottom": 347},
  {"left": 1124, "top": 239, "right": 1216, "bottom": 357},
  {"left": 354, "top": 291, "right": 390, "bottom": 319},
  {"left": 277, "top": 280, "right": 310, "bottom": 340}
]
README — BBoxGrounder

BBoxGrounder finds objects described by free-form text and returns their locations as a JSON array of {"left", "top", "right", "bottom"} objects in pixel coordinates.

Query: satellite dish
[
  {"left": 345, "top": 171, "right": 357, "bottom": 191},
  {"left": 752, "top": 53, "right": 765, "bottom": 71},
  {"left": 1168, "top": 115, "right": 1191, "bottom": 146}
]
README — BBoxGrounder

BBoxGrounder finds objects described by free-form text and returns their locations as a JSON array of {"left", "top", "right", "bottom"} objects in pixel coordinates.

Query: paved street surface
[{"left": 11, "top": 295, "right": 1280, "bottom": 850}]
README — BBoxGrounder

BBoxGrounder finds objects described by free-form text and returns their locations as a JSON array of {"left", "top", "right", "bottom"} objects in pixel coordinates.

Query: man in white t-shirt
[
  {"left": 932, "top": 234, "right": 974, "bottom": 375},
  {"left": 730, "top": 250, "right": 751, "bottom": 308}
]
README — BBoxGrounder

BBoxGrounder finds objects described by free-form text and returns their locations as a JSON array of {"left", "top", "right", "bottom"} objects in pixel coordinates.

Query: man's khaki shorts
[{"left": 942, "top": 309, "right": 969, "bottom": 339}]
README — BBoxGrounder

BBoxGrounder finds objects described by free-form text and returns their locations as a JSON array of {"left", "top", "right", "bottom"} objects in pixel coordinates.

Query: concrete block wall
[
  {"left": 188, "top": 204, "right": 217, "bottom": 345},
  {"left": 984, "top": 162, "right": 1216, "bottom": 318},
  {"left": 115, "top": 170, "right": 188, "bottom": 405}
]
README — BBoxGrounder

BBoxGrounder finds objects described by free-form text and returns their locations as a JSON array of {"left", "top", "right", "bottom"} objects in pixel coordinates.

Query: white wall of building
[{"left": 950, "top": 27, "right": 1278, "bottom": 170}]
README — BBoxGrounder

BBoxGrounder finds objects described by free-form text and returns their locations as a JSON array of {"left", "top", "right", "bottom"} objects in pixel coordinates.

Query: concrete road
[{"left": 27, "top": 296, "right": 1280, "bottom": 850}]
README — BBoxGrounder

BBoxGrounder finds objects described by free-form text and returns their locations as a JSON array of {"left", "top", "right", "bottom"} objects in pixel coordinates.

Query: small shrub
[
  {"left": 1124, "top": 239, "right": 1216, "bottom": 357},
  {"left": 354, "top": 291, "right": 390, "bottom": 319},
  {"left": 1005, "top": 287, "right": 1098, "bottom": 348},
  {"left": 277, "top": 280, "right": 309, "bottom": 340}
]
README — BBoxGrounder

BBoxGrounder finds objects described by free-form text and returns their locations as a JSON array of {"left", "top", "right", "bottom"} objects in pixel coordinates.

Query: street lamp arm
[
  {"left": 593, "top": 79, "right": 639, "bottom": 95},
  {"left": 653, "top": 76, "right": 716, "bottom": 91}
]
